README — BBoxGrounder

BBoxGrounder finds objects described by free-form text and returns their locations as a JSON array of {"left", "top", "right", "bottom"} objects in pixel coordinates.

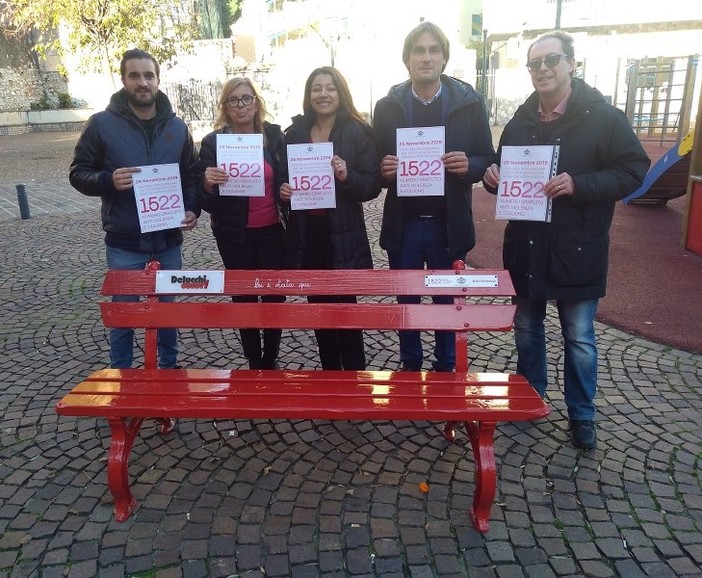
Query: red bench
[{"left": 56, "top": 261, "right": 549, "bottom": 532}]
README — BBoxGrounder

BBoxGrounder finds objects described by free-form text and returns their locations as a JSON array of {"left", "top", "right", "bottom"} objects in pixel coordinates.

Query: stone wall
[
  {"left": 0, "top": 35, "right": 68, "bottom": 113},
  {"left": 0, "top": 109, "right": 92, "bottom": 135},
  {"left": 0, "top": 66, "right": 68, "bottom": 112}
]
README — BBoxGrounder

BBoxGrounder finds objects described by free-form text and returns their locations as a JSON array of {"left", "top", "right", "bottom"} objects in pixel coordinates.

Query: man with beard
[{"left": 69, "top": 49, "right": 200, "bottom": 369}]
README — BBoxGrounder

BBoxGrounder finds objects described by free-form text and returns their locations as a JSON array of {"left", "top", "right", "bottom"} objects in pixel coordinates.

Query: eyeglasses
[
  {"left": 526, "top": 54, "right": 566, "bottom": 72},
  {"left": 226, "top": 95, "right": 256, "bottom": 107}
]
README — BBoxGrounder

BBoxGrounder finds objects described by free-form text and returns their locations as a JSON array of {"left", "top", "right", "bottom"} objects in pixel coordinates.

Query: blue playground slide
[{"left": 622, "top": 131, "right": 693, "bottom": 205}]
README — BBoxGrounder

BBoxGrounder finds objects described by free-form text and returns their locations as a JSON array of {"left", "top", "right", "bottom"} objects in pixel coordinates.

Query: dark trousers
[
  {"left": 387, "top": 216, "right": 456, "bottom": 371},
  {"left": 303, "top": 214, "right": 366, "bottom": 370},
  {"left": 216, "top": 223, "right": 285, "bottom": 366}
]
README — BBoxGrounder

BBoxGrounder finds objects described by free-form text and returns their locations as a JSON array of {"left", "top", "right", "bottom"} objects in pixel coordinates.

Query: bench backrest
[{"left": 101, "top": 261, "right": 516, "bottom": 370}]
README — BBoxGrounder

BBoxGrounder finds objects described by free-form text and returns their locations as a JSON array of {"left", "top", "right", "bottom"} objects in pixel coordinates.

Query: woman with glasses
[
  {"left": 199, "top": 77, "right": 288, "bottom": 370},
  {"left": 280, "top": 66, "right": 381, "bottom": 370}
]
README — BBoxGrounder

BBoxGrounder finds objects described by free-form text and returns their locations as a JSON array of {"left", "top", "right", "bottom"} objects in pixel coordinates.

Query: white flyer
[
  {"left": 287, "top": 142, "right": 336, "bottom": 210},
  {"left": 396, "top": 126, "right": 445, "bottom": 197},
  {"left": 132, "top": 163, "right": 186, "bottom": 233},
  {"left": 495, "top": 145, "right": 559, "bottom": 222},
  {"left": 216, "top": 133, "right": 265, "bottom": 197}
]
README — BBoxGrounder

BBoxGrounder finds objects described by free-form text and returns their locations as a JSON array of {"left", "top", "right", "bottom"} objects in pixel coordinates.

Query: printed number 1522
[
  {"left": 139, "top": 195, "right": 182, "bottom": 213},
  {"left": 219, "top": 162, "right": 262, "bottom": 178},
  {"left": 499, "top": 180, "right": 545, "bottom": 198}
]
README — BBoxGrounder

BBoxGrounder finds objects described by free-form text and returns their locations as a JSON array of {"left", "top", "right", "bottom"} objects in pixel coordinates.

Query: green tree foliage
[
  {"left": 197, "top": 0, "right": 242, "bottom": 39},
  {"left": 0, "top": 0, "right": 200, "bottom": 73},
  {"left": 228, "top": 0, "right": 242, "bottom": 25},
  {"left": 199, "top": 0, "right": 229, "bottom": 38}
]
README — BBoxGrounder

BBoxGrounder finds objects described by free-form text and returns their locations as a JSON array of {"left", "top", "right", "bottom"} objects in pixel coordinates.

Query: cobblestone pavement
[{"left": 0, "top": 132, "right": 701, "bottom": 577}]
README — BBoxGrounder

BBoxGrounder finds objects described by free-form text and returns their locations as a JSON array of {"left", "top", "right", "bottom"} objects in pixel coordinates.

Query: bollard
[{"left": 16, "top": 183, "right": 31, "bottom": 220}]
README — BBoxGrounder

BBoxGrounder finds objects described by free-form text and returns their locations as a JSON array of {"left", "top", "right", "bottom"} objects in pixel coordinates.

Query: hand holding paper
[
  {"left": 287, "top": 142, "right": 336, "bottom": 210},
  {"left": 132, "top": 163, "right": 186, "bottom": 233},
  {"left": 216, "top": 133, "right": 265, "bottom": 197},
  {"left": 495, "top": 145, "right": 559, "bottom": 222},
  {"left": 544, "top": 172, "right": 575, "bottom": 198},
  {"left": 396, "top": 126, "right": 446, "bottom": 197},
  {"left": 441, "top": 151, "right": 469, "bottom": 177}
]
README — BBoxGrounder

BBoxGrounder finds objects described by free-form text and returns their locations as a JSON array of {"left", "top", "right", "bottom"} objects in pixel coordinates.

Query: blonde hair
[{"left": 214, "top": 77, "right": 269, "bottom": 133}]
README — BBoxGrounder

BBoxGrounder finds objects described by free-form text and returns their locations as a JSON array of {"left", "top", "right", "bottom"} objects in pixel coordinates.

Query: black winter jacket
[
  {"left": 493, "top": 77, "right": 650, "bottom": 300},
  {"left": 373, "top": 75, "right": 495, "bottom": 260},
  {"left": 198, "top": 122, "right": 288, "bottom": 244},
  {"left": 69, "top": 90, "right": 201, "bottom": 252},
  {"left": 283, "top": 111, "right": 381, "bottom": 269}
]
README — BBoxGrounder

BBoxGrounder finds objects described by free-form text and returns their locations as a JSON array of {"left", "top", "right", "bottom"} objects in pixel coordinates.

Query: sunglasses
[
  {"left": 226, "top": 94, "right": 256, "bottom": 107},
  {"left": 526, "top": 54, "right": 566, "bottom": 72}
]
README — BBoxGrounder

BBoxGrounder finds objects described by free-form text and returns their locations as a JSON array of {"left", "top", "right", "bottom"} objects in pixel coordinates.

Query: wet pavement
[{"left": 0, "top": 131, "right": 701, "bottom": 577}]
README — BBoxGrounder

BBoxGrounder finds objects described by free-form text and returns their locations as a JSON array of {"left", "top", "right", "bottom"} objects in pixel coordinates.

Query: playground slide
[{"left": 622, "top": 130, "right": 694, "bottom": 205}]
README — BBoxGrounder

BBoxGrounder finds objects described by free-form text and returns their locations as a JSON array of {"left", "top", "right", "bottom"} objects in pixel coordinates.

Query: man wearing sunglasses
[{"left": 483, "top": 31, "right": 650, "bottom": 450}]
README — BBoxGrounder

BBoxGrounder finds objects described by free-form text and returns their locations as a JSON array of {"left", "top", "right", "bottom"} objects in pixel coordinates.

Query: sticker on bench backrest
[
  {"left": 156, "top": 271, "right": 225, "bottom": 293},
  {"left": 424, "top": 274, "right": 498, "bottom": 288}
]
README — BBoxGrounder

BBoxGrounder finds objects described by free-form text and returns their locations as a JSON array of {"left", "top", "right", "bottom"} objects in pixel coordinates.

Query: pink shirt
[
  {"left": 246, "top": 160, "right": 278, "bottom": 228},
  {"left": 538, "top": 87, "right": 573, "bottom": 122}
]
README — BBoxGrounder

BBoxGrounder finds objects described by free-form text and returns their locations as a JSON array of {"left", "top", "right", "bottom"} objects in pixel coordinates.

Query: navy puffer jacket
[{"left": 69, "top": 89, "right": 200, "bottom": 252}]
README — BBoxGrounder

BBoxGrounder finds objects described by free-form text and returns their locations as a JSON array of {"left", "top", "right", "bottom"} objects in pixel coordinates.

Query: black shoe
[
  {"left": 248, "top": 358, "right": 262, "bottom": 370},
  {"left": 570, "top": 420, "right": 597, "bottom": 450},
  {"left": 401, "top": 363, "right": 422, "bottom": 371},
  {"left": 431, "top": 365, "right": 454, "bottom": 372},
  {"left": 260, "top": 358, "right": 279, "bottom": 370}
]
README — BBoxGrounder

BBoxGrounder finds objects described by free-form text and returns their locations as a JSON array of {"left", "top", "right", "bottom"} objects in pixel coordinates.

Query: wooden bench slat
[
  {"left": 57, "top": 370, "right": 549, "bottom": 422},
  {"left": 102, "top": 268, "right": 516, "bottom": 297},
  {"left": 58, "top": 393, "right": 548, "bottom": 422},
  {"left": 73, "top": 368, "right": 531, "bottom": 389},
  {"left": 100, "top": 302, "right": 517, "bottom": 332},
  {"left": 82, "top": 367, "right": 529, "bottom": 382},
  {"left": 62, "top": 377, "right": 537, "bottom": 398}
]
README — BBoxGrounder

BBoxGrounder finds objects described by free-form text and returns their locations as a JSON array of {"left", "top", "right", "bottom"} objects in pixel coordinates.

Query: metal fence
[
  {"left": 161, "top": 80, "right": 223, "bottom": 123},
  {"left": 621, "top": 55, "right": 699, "bottom": 143}
]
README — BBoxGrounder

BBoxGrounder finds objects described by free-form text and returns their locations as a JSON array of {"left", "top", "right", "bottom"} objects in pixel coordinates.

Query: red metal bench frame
[{"left": 56, "top": 261, "right": 549, "bottom": 532}]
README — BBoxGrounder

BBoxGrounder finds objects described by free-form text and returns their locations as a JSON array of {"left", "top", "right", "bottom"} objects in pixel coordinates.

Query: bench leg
[
  {"left": 157, "top": 417, "right": 176, "bottom": 435},
  {"left": 464, "top": 421, "right": 497, "bottom": 533},
  {"left": 442, "top": 421, "right": 458, "bottom": 441},
  {"left": 107, "top": 417, "right": 144, "bottom": 522}
]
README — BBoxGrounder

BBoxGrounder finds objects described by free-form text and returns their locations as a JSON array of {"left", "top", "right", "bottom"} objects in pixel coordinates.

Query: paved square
[{"left": 1, "top": 132, "right": 700, "bottom": 577}]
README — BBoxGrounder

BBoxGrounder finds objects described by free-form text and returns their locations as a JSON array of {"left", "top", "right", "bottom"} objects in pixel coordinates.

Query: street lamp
[{"left": 481, "top": 29, "right": 488, "bottom": 100}]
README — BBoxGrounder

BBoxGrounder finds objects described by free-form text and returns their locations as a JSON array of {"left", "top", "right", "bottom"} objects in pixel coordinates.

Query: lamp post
[{"left": 481, "top": 28, "right": 488, "bottom": 100}]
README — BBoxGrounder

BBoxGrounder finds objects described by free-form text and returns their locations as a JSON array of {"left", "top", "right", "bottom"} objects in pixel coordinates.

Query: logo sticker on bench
[
  {"left": 425, "top": 274, "right": 498, "bottom": 288},
  {"left": 156, "top": 271, "right": 225, "bottom": 293}
]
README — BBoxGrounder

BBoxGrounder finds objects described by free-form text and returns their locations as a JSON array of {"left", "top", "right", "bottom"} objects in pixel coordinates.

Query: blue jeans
[
  {"left": 513, "top": 297, "right": 598, "bottom": 420},
  {"left": 105, "top": 244, "right": 182, "bottom": 369},
  {"left": 387, "top": 216, "right": 456, "bottom": 371}
]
